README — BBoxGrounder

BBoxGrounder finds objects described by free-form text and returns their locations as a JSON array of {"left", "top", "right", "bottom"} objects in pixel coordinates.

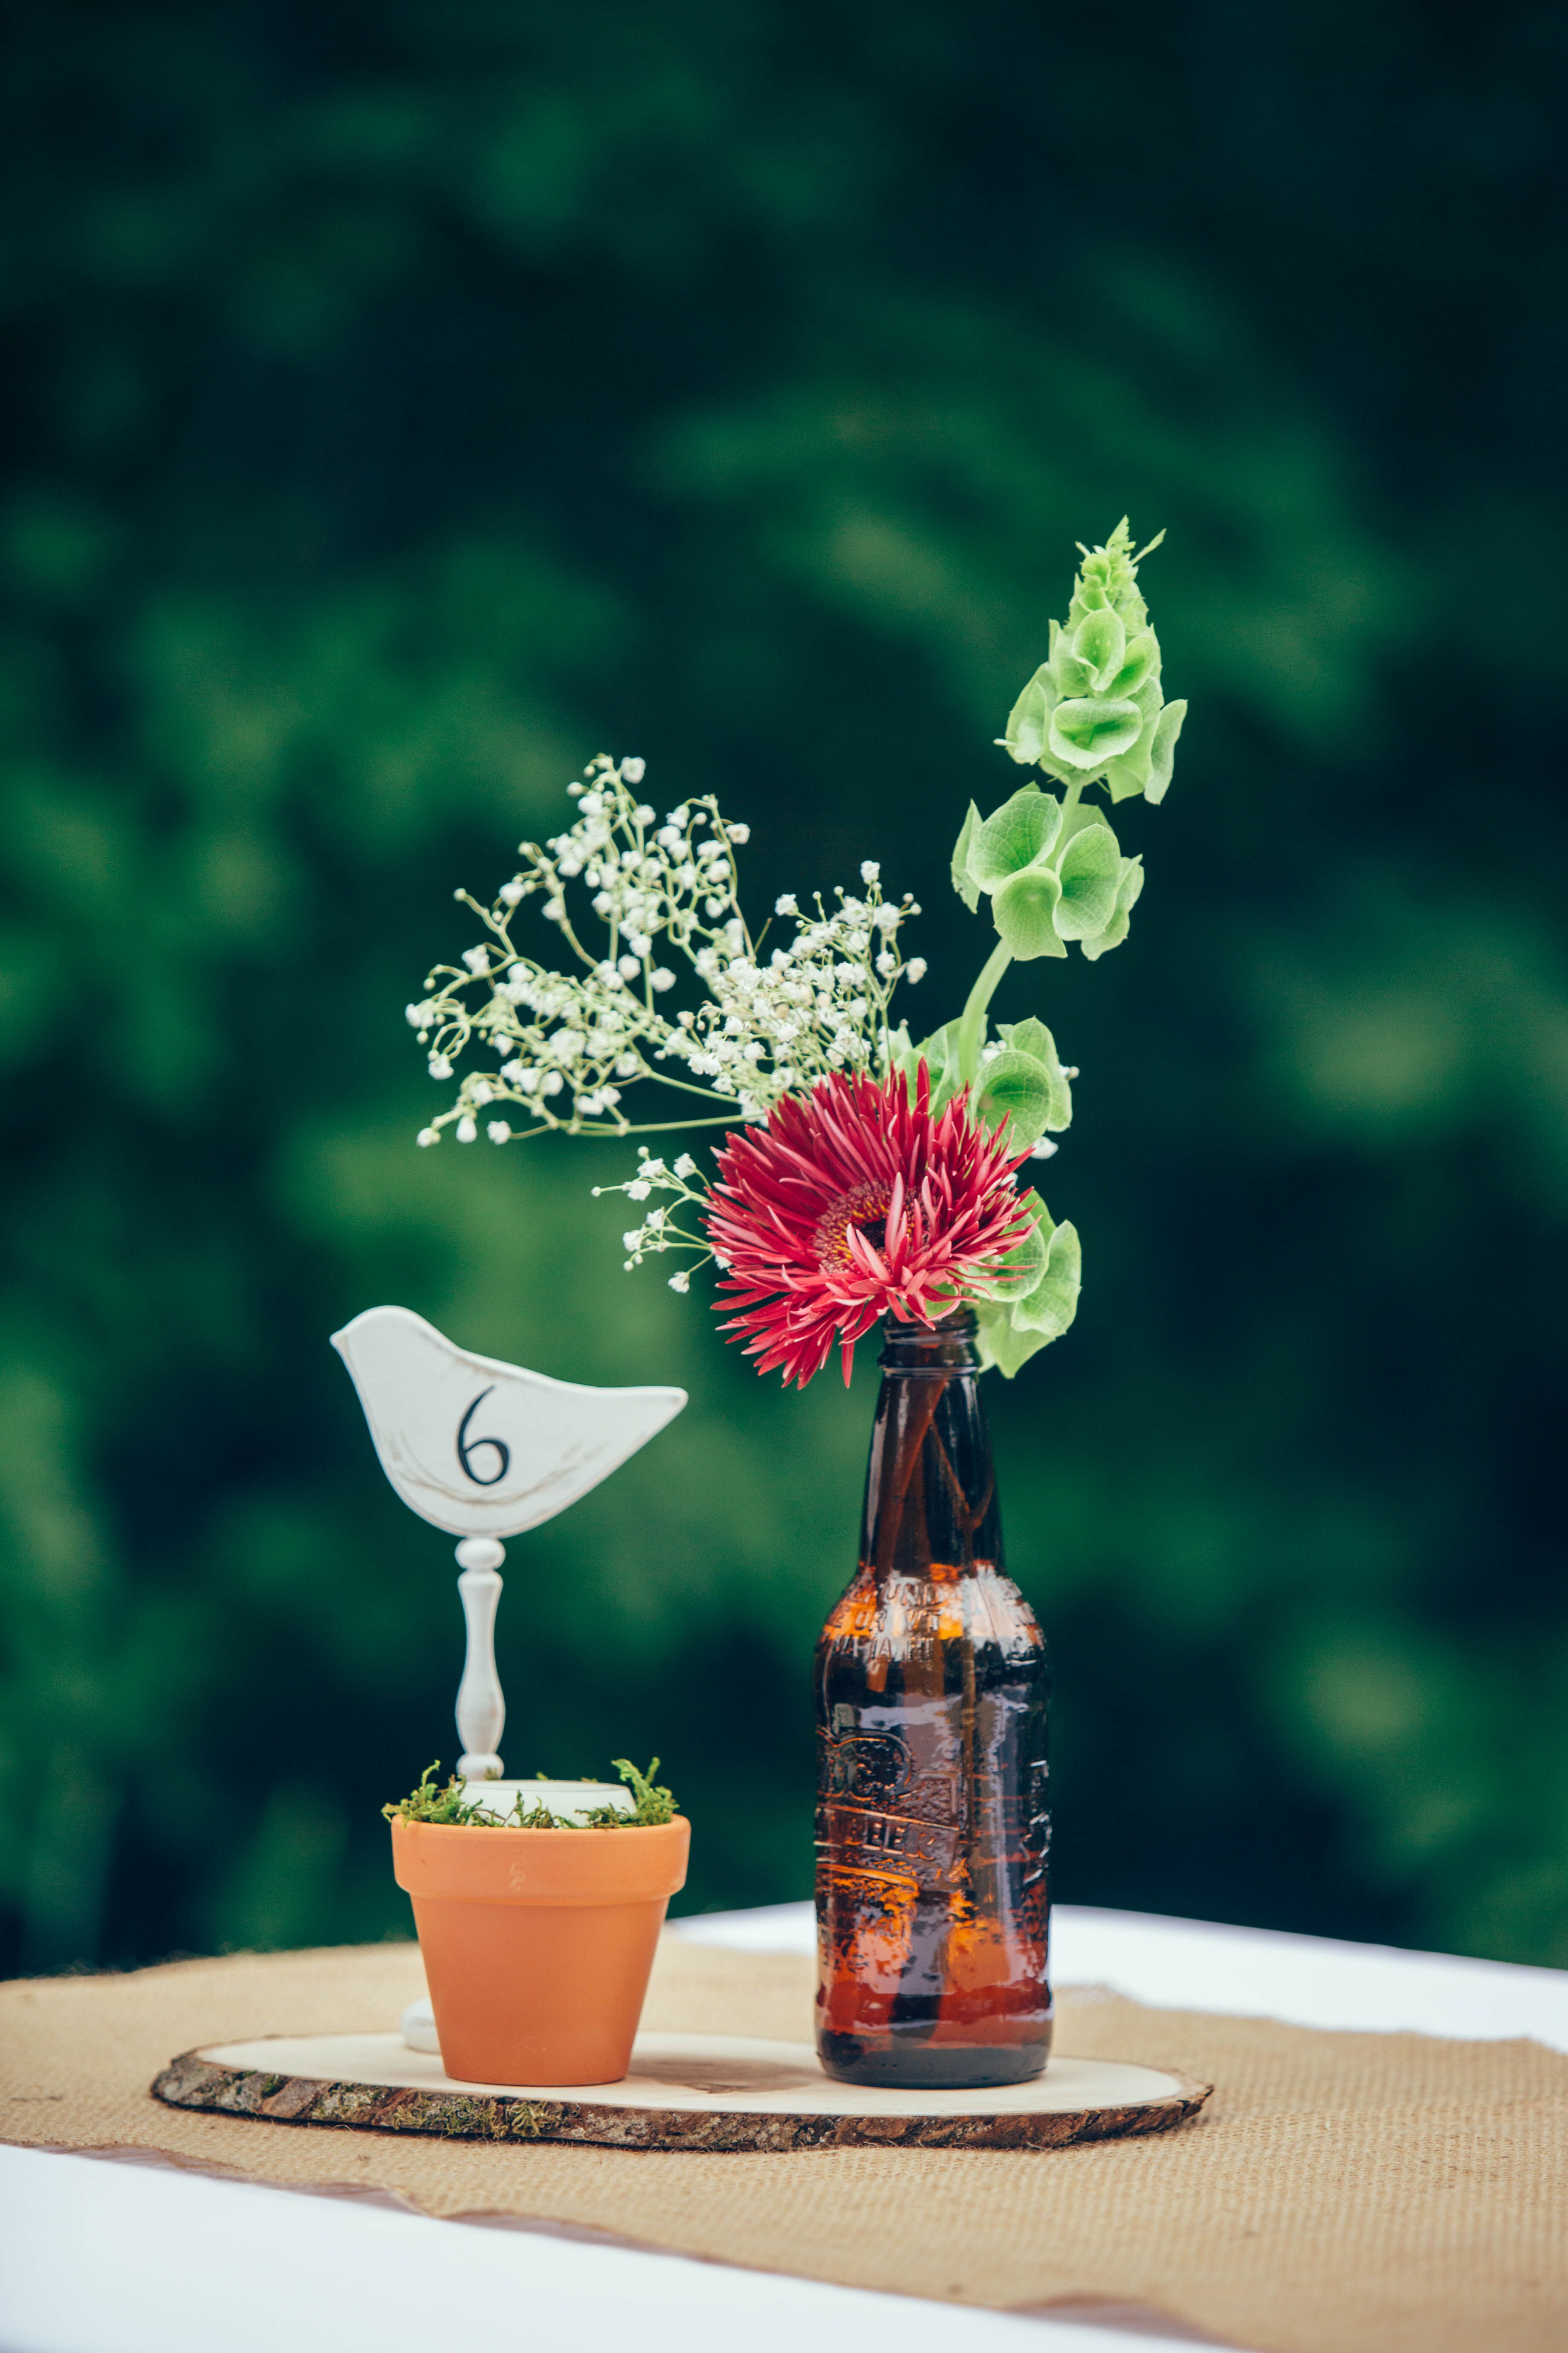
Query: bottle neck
[{"left": 859, "top": 1310, "right": 1003, "bottom": 1579}]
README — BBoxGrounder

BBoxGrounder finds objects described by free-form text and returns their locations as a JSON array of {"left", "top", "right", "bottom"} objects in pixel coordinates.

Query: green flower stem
[
  {"left": 957, "top": 939, "right": 1013, "bottom": 1085},
  {"left": 595, "top": 1114, "right": 739, "bottom": 1135},
  {"left": 639, "top": 1070, "right": 744, "bottom": 1103}
]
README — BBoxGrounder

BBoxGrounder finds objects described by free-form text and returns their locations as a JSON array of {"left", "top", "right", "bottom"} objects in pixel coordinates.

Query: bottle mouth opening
[
  {"left": 878, "top": 1306, "right": 980, "bottom": 1368},
  {"left": 880, "top": 1307, "right": 977, "bottom": 1339}
]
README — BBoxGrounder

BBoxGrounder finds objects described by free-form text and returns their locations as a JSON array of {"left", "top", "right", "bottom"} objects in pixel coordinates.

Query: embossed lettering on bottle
[{"left": 814, "top": 1312, "right": 1051, "bottom": 2091}]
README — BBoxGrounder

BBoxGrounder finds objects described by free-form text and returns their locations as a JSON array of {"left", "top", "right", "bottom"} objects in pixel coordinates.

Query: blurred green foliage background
[{"left": 3, "top": 1, "right": 1565, "bottom": 1979}]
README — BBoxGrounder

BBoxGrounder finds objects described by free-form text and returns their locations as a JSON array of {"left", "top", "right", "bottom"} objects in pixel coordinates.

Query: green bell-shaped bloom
[
  {"left": 1079, "top": 853, "right": 1144, "bottom": 961},
  {"left": 951, "top": 783, "right": 1138, "bottom": 961},
  {"left": 973, "top": 1196, "right": 1082, "bottom": 1376},
  {"left": 1000, "top": 519, "right": 1183, "bottom": 806}
]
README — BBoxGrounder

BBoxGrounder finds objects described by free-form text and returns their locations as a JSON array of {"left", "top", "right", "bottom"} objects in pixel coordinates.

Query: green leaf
[
  {"left": 997, "top": 1018, "right": 1073, "bottom": 1129},
  {"left": 1047, "top": 696, "right": 1145, "bottom": 773},
  {"left": 1071, "top": 607, "right": 1126, "bottom": 693},
  {"left": 913, "top": 1019, "right": 966, "bottom": 1110},
  {"left": 1052, "top": 821, "right": 1121, "bottom": 941},
  {"left": 974, "top": 1304, "right": 1047, "bottom": 1377},
  {"left": 998, "top": 1014, "right": 1054, "bottom": 1062},
  {"left": 972, "top": 1049, "right": 1054, "bottom": 1148},
  {"left": 1014, "top": 1216, "right": 1082, "bottom": 1338},
  {"left": 1145, "top": 698, "right": 1186, "bottom": 806},
  {"left": 1000, "top": 667, "right": 1055, "bottom": 766},
  {"left": 949, "top": 801, "right": 981, "bottom": 910},
  {"left": 969, "top": 785, "right": 1062, "bottom": 891},
  {"left": 970, "top": 1186, "right": 1049, "bottom": 1302},
  {"left": 991, "top": 865, "right": 1067, "bottom": 960},
  {"left": 1079, "top": 855, "right": 1144, "bottom": 962},
  {"left": 886, "top": 1020, "right": 920, "bottom": 1089},
  {"left": 974, "top": 1211, "right": 1081, "bottom": 1376}
]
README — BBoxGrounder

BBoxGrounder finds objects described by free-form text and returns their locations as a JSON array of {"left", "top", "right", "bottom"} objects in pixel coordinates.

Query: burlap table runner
[{"left": 3, "top": 1935, "right": 1564, "bottom": 2351}]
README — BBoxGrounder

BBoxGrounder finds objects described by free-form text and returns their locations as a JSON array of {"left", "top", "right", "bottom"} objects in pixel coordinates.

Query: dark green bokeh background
[{"left": 3, "top": 3, "right": 1565, "bottom": 1978}]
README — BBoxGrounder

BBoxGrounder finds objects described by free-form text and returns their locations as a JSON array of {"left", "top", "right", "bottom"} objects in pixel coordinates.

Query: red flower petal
[{"left": 702, "top": 1068, "right": 1033, "bottom": 1387}]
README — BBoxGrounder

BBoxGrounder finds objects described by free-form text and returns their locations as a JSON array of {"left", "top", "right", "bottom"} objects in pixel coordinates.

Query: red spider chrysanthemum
[{"left": 703, "top": 1065, "right": 1034, "bottom": 1388}]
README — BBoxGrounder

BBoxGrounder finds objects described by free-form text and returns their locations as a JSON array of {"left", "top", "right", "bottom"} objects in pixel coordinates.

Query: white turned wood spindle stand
[
  {"left": 454, "top": 1536, "right": 507, "bottom": 1778},
  {"left": 330, "top": 1307, "right": 686, "bottom": 1786}
]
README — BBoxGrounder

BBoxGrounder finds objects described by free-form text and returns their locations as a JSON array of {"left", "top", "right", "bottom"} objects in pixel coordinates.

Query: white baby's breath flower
[
  {"left": 487, "top": 1120, "right": 509, "bottom": 1143},
  {"left": 414, "top": 757, "right": 929, "bottom": 1176},
  {"left": 905, "top": 958, "right": 927, "bottom": 982},
  {"left": 1030, "top": 1138, "right": 1059, "bottom": 1159},
  {"left": 456, "top": 1116, "right": 478, "bottom": 1143},
  {"left": 667, "top": 1270, "right": 690, "bottom": 1293},
  {"left": 622, "top": 756, "right": 646, "bottom": 783},
  {"left": 416, "top": 1126, "right": 439, "bottom": 1147},
  {"left": 860, "top": 860, "right": 880, "bottom": 884}
]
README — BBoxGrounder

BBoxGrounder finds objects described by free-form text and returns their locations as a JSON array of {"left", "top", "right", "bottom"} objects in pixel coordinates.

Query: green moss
[{"left": 382, "top": 1756, "right": 677, "bottom": 1830}]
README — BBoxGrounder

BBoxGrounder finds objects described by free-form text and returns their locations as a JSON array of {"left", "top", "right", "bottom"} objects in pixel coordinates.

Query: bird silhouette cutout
[{"left": 330, "top": 1305, "right": 687, "bottom": 1539}]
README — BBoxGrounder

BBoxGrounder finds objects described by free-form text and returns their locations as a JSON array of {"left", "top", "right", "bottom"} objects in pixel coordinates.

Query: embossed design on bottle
[{"left": 814, "top": 1311, "right": 1051, "bottom": 2089}]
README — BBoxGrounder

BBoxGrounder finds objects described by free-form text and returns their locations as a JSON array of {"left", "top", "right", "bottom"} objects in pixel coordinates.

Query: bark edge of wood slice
[{"left": 151, "top": 2031, "right": 1212, "bottom": 2153}]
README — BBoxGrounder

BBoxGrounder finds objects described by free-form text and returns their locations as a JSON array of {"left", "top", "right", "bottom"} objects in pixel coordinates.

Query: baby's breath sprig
[
  {"left": 592, "top": 1148, "right": 718, "bottom": 1287},
  {"left": 406, "top": 756, "right": 923, "bottom": 1155}
]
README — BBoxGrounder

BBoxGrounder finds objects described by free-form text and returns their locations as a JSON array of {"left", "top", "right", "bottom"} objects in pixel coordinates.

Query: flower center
[{"left": 813, "top": 1181, "right": 891, "bottom": 1270}]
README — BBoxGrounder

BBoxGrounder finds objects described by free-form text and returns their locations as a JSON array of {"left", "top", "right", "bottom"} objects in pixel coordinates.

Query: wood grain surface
[{"left": 151, "top": 2041, "right": 1212, "bottom": 2152}]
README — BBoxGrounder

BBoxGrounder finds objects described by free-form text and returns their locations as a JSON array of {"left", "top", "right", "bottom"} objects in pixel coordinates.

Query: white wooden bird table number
[{"left": 331, "top": 1306, "right": 686, "bottom": 1793}]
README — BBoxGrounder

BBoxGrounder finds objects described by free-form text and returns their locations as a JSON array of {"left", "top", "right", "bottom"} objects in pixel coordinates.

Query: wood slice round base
[{"left": 153, "top": 2031, "right": 1211, "bottom": 2152}]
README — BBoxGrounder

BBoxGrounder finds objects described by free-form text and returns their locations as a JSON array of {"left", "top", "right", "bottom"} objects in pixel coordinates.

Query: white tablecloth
[{"left": 5, "top": 1905, "right": 1565, "bottom": 2353}]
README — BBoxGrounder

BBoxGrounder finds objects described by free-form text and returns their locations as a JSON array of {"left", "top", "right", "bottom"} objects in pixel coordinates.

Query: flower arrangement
[{"left": 407, "top": 521, "right": 1186, "bottom": 1385}]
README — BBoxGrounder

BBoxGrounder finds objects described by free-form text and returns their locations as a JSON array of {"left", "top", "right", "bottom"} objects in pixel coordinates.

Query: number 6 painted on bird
[{"left": 331, "top": 1306, "right": 686, "bottom": 1779}]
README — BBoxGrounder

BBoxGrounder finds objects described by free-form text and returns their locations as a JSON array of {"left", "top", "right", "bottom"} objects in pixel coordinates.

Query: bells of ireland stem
[{"left": 1000, "top": 519, "right": 1186, "bottom": 808}]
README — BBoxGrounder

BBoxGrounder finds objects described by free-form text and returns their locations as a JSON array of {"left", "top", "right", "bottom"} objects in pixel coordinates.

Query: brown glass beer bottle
[{"left": 814, "top": 1309, "right": 1051, "bottom": 2088}]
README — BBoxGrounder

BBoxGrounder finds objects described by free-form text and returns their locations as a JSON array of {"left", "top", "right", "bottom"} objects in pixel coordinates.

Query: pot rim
[{"left": 390, "top": 1814, "right": 689, "bottom": 1842}]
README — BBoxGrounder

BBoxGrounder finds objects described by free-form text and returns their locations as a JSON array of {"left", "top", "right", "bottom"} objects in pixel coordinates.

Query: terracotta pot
[{"left": 391, "top": 1814, "right": 690, "bottom": 2086}]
